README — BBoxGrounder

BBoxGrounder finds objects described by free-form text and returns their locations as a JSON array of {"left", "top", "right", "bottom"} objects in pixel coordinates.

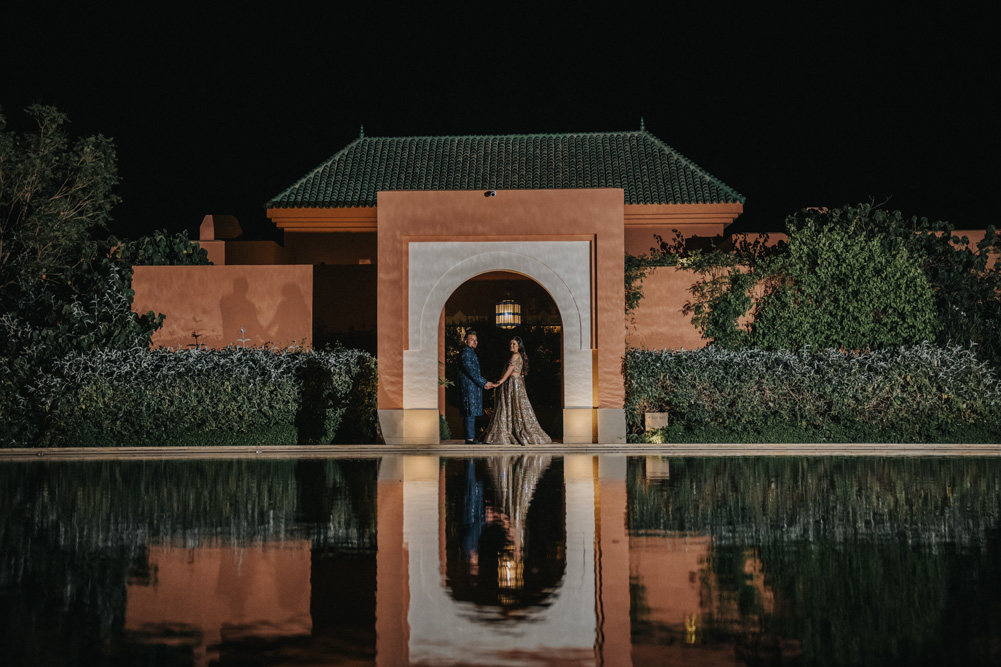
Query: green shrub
[
  {"left": 785, "top": 205, "right": 1000, "bottom": 363},
  {"left": 689, "top": 215, "right": 940, "bottom": 351},
  {"left": 682, "top": 204, "right": 999, "bottom": 360},
  {"left": 12, "top": 346, "right": 377, "bottom": 447},
  {"left": 0, "top": 356, "right": 36, "bottom": 446},
  {"left": 625, "top": 344, "right": 1001, "bottom": 443}
]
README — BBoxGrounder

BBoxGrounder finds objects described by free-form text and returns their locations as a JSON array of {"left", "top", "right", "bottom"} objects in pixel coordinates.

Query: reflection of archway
[
  {"left": 441, "top": 271, "right": 563, "bottom": 439},
  {"left": 403, "top": 241, "right": 594, "bottom": 443},
  {"left": 380, "top": 454, "right": 600, "bottom": 663},
  {"left": 442, "top": 458, "right": 566, "bottom": 617}
]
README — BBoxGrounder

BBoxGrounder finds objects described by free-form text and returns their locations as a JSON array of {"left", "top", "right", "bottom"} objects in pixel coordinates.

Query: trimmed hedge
[
  {"left": 3, "top": 346, "right": 377, "bottom": 447},
  {"left": 625, "top": 343, "right": 1001, "bottom": 443}
]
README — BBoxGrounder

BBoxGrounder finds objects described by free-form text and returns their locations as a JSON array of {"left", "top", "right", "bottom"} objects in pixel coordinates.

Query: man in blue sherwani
[{"left": 459, "top": 330, "right": 495, "bottom": 444}]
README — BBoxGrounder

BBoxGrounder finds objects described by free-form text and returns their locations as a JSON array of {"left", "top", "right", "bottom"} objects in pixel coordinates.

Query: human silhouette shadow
[
  {"left": 265, "top": 283, "right": 310, "bottom": 346},
  {"left": 220, "top": 277, "right": 264, "bottom": 346}
]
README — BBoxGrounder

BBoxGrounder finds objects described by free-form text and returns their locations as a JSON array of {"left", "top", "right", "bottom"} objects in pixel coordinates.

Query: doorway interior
[{"left": 441, "top": 272, "right": 563, "bottom": 441}]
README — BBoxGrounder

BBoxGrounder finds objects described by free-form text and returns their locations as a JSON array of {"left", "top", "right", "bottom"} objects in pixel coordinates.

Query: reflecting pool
[{"left": 2, "top": 455, "right": 999, "bottom": 665}]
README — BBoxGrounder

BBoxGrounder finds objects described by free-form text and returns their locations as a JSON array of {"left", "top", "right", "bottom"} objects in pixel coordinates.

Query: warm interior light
[{"left": 495, "top": 299, "right": 521, "bottom": 329}]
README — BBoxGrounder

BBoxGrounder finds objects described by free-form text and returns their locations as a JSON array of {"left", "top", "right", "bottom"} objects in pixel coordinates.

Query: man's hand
[{"left": 485, "top": 382, "right": 496, "bottom": 389}]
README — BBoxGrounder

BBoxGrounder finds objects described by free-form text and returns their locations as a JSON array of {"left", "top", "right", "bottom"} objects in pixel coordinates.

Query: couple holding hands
[{"left": 458, "top": 330, "right": 552, "bottom": 445}]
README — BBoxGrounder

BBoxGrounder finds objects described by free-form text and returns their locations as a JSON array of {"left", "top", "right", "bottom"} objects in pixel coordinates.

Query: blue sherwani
[
  {"left": 459, "top": 345, "right": 489, "bottom": 440},
  {"left": 459, "top": 345, "right": 488, "bottom": 417}
]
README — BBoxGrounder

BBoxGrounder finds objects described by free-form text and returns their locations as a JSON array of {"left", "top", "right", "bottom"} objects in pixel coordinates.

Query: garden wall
[
  {"left": 627, "top": 266, "right": 704, "bottom": 350},
  {"left": 132, "top": 265, "right": 313, "bottom": 349}
]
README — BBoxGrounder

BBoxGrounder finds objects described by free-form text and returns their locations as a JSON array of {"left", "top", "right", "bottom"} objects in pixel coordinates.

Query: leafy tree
[
  {"left": 0, "top": 105, "right": 209, "bottom": 445},
  {"left": 685, "top": 204, "right": 998, "bottom": 355},
  {"left": 0, "top": 232, "right": 209, "bottom": 364},
  {"left": 785, "top": 204, "right": 1000, "bottom": 359},
  {"left": 750, "top": 218, "right": 938, "bottom": 350},
  {"left": 0, "top": 105, "right": 209, "bottom": 363},
  {"left": 0, "top": 105, "right": 119, "bottom": 291}
]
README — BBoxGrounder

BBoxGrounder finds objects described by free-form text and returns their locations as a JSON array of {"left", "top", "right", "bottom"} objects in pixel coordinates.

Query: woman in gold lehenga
[{"left": 483, "top": 337, "right": 552, "bottom": 445}]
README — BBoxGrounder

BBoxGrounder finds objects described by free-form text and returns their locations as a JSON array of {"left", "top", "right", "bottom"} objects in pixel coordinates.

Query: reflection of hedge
[
  {"left": 16, "top": 346, "right": 377, "bottom": 446},
  {"left": 1, "top": 458, "right": 380, "bottom": 664},
  {"left": 628, "top": 457, "right": 1001, "bottom": 666},
  {"left": 625, "top": 344, "right": 1001, "bottom": 443},
  {"left": 1, "top": 459, "right": 379, "bottom": 552},
  {"left": 628, "top": 456, "right": 1001, "bottom": 544}
]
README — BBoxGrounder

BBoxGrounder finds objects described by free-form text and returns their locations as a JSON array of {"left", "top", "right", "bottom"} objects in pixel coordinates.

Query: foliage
[
  {"left": 1, "top": 231, "right": 206, "bottom": 362},
  {"left": 1, "top": 457, "right": 380, "bottom": 662},
  {"left": 624, "top": 231, "right": 689, "bottom": 314},
  {"left": 684, "top": 204, "right": 1000, "bottom": 358},
  {"left": 0, "top": 230, "right": 209, "bottom": 445},
  {"left": 113, "top": 229, "right": 210, "bottom": 267},
  {"left": 627, "top": 457, "right": 1001, "bottom": 665},
  {"left": 785, "top": 204, "right": 1001, "bottom": 361},
  {"left": 687, "top": 210, "right": 942, "bottom": 351},
  {"left": 440, "top": 414, "right": 451, "bottom": 440},
  {"left": 2, "top": 346, "right": 377, "bottom": 447},
  {"left": 756, "top": 220, "right": 937, "bottom": 349},
  {"left": 0, "top": 105, "right": 119, "bottom": 291},
  {"left": 624, "top": 252, "right": 649, "bottom": 314},
  {"left": 624, "top": 344, "right": 1001, "bottom": 443},
  {"left": 0, "top": 105, "right": 210, "bottom": 366}
]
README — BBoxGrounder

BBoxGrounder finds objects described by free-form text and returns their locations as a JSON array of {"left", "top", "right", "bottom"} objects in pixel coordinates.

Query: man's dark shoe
[{"left": 465, "top": 439, "right": 483, "bottom": 445}]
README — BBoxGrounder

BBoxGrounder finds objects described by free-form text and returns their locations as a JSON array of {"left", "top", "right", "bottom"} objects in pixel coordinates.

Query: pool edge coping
[{"left": 2, "top": 442, "right": 1000, "bottom": 461}]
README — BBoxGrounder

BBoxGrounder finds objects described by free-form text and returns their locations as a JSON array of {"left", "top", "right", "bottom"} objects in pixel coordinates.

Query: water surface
[{"left": 2, "top": 455, "right": 998, "bottom": 665}]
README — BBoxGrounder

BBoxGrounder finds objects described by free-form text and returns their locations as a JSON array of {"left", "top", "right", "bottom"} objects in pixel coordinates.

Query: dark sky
[{"left": 4, "top": 6, "right": 995, "bottom": 241}]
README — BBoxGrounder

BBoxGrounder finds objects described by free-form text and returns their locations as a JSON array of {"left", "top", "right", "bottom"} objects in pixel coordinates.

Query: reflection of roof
[{"left": 267, "top": 130, "right": 745, "bottom": 209}]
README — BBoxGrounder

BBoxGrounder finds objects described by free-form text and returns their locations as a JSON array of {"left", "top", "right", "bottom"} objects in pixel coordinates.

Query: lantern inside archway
[{"left": 495, "top": 299, "right": 521, "bottom": 329}]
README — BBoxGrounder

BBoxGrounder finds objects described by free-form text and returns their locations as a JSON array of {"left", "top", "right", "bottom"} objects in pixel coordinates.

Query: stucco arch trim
[
  {"left": 413, "top": 249, "right": 588, "bottom": 353},
  {"left": 404, "top": 241, "right": 593, "bottom": 419}
]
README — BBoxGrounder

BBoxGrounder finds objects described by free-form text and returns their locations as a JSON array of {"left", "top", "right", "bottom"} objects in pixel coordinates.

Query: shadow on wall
[
  {"left": 131, "top": 266, "right": 315, "bottom": 349},
  {"left": 221, "top": 279, "right": 310, "bottom": 347}
]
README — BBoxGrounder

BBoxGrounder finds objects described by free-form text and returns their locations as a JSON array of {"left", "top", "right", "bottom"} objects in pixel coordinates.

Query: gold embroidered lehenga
[{"left": 483, "top": 356, "right": 552, "bottom": 445}]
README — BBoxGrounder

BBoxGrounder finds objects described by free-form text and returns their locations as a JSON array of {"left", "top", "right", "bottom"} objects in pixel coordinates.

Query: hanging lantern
[{"left": 495, "top": 299, "right": 521, "bottom": 329}]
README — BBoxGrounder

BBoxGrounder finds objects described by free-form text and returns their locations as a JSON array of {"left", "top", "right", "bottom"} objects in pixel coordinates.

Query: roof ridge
[
  {"left": 267, "top": 137, "right": 366, "bottom": 204},
  {"left": 642, "top": 132, "right": 746, "bottom": 201},
  {"left": 266, "top": 128, "right": 747, "bottom": 209},
  {"left": 358, "top": 129, "right": 647, "bottom": 141}
]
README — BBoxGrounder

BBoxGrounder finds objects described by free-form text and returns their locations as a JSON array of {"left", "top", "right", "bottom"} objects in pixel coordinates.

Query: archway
[
  {"left": 441, "top": 271, "right": 563, "bottom": 440},
  {"left": 397, "top": 241, "right": 595, "bottom": 444}
]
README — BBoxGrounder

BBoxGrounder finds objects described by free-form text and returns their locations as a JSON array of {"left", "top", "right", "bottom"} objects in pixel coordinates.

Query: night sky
[{"left": 4, "top": 6, "right": 995, "bottom": 242}]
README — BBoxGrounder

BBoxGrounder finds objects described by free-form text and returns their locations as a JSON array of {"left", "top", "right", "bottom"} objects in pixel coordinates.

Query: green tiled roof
[{"left": 267, "top": 130, "right": 744, "bottom": 208}]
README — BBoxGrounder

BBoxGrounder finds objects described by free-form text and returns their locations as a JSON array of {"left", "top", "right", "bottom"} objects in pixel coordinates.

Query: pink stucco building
[{"left": 133, "top": 127, "right": 745, "bottom": 443}]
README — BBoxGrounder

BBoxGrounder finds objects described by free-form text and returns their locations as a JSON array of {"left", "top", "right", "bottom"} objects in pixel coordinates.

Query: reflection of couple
[
  {"left": 451, "top": 456, "right": 559, "bottom": 614},
  {"left": 458, "top": 330, "right": 552, "bottom": 445}
]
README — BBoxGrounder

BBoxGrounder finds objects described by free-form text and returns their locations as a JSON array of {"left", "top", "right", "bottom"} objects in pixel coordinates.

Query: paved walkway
[{"left": 1, "top": 442, "right": 999, "bottom": 461}]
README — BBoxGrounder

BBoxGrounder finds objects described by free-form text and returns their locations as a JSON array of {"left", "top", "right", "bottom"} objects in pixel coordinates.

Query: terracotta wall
[
  {"left": 132, "top": 265, "right": 313, "bottom": 349},
  {"left": 627, "top": 266, "right": 706, "bottom": 350},
  {"left": 623, "top": 202, "right": 743, "bottom": 256},
  {"left": 625, "top": 226, "right": 725, "bottom": 256},
  {"left": 951, "top": 229, "right": 998, "bottom": 269},
  {"left": 376, "top": 189, "right": 625, "bottom": 411}
]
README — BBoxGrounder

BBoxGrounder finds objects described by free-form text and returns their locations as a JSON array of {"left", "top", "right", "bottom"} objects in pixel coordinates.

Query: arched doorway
[
  {"left": 441, "top": 271, "right": 563, "bottom": 440},
  {"left": 396, "top": 240, "right": 596, "bottom": 444}
]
